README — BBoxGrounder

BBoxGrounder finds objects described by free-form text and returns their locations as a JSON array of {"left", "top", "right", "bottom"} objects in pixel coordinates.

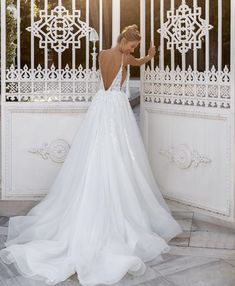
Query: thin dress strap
[{"left": 121, "top": 53, "right": 124, "bottom": 71}]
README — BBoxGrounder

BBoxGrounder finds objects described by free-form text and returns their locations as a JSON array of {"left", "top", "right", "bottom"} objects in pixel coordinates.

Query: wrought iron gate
[{"left": 140, "top": 0, "right": 235, "bottom": 221}]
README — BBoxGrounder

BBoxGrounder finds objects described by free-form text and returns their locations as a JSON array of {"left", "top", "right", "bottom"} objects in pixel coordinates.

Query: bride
[{"left": 0, "top": 24, "right": 182, "bottom": 286}]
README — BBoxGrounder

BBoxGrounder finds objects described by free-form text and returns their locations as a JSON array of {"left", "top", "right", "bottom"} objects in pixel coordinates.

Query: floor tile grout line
[
  {"left": 154, "top": 259, "right": 221, "bottom": 281},
  {"left": 152, "top": 268, "right": 178, "bottom": 286},
  {"left": 190, "top": 228, "right": 235, "bottom": 233},
  {"left": 188, "top": 211, "right": 194, "bottom": 247},
  {"left": 171, "top": 244, "right": 235, "bottom": 251},
  {"left": 220, "top": 258, "right": 235, "bottom": 268}
]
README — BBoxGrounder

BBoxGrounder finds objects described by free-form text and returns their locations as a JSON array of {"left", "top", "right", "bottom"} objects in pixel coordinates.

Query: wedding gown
[{"left": 0, "top": 53, "right": 183, "bottom": 286}]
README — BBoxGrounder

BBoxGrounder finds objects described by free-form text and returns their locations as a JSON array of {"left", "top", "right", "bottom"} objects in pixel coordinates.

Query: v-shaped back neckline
[{"left": 99, "top": 53, "right": 124, "bottom": 92}]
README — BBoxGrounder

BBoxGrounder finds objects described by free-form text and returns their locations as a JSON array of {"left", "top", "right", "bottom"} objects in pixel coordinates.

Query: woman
[{"left": 0, "top": 24, "right": 182, "bottom": 286}]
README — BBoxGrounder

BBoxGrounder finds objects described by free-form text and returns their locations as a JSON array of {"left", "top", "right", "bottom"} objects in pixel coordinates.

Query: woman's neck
[{"left": 112, "top": 44, "right": 123, "bottom": 53}]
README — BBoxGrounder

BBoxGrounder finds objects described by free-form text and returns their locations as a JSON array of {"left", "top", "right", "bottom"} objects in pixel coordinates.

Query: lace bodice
[{"left": 98, "top": 52, "right": 130, "bottom": 97}]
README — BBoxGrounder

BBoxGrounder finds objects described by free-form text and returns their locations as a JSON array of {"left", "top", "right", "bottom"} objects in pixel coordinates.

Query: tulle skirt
[{"left": 0, "top": 88, "right": 183, "bottom": 286}]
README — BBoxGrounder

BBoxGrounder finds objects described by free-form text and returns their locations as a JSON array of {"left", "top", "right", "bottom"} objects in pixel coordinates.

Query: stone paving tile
[
  {"left": 191, "top": 218, "right": 235, "bottom": 233},
  {"left": 0, "top": 226, "right": 8, "bottom": 236},
  {"left": 152, "top": 254, "right": 219, "bottom": 277},
  {"left": 189, "top": 230, "right": 235, "bottom": 250},
  {"left": 0, "top": 234, "right": 7, "bottom": 250},
  {"left": 0, "top": 217, "right": 9, "bottom": 227},
  {"left": 169, "top": 211, "right": 193, "bottom": 247},
  {"left": 164, "top": 260, "right": 235, "bottom": 286},
  {"left": 223, "top": 259, "right": 235, "bottom": 267}
]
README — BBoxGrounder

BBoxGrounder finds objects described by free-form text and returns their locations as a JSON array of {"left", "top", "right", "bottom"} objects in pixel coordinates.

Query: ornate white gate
[
  {"left": 2, "top": 0, "right": 235, "bottom": 223},
  {"left": 140, "top": 0, "right": 235, "bottom": 221},
  {"left": 1, "top": 0, "right": 127, "bottom": 200}
]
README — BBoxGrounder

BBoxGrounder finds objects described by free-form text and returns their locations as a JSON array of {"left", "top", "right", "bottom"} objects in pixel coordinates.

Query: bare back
[{"left": 98, "top": 49, "right": 127, "bottom": 91}]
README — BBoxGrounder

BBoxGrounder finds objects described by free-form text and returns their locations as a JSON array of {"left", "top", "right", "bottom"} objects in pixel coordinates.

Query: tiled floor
[{"left": 1, "top": 208, "right": 235, "bottom": 286}]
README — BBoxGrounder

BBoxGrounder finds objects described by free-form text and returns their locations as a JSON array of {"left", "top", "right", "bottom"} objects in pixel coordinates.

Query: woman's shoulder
[
  {"left": 98, "top": 49, "right": 110, "bottom": 56},
  {"left": 98, "top": 49, "right": 128, "bottom": 65},
  {"left": 98, "top": 49, "right": 108, "bottom": 62},
  {"left": 99, "top": 49, "right": 106, "bottom": 54}
]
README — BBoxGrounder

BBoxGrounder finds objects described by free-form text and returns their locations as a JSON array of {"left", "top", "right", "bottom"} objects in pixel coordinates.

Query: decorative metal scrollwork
[
  {"left": 26, "top": 5, "right": 95, "bottom": 53},
  {"left": 143, "top": 65, "right": 231, "bottom": 109},
  {"left": 158, "top": 0, "right": 213, "bottom": 54}
]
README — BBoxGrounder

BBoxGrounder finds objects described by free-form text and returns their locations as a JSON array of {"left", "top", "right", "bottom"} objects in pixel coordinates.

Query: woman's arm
[
  {"left": 127, "top": 40, "right": 156, "bottom": 66},
  {"left": 127, "top": 54, "right": 153, "bottom": 66}
]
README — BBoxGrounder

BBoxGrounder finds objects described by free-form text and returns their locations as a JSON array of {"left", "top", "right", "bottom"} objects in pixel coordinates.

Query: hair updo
[{"left": 117, "top": 24, "right": 141, "bottom": 43}]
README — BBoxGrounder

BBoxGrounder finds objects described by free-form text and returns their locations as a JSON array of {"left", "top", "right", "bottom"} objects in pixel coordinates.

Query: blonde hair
[{"left": 117, "top": 24, "right": 141, "bottom": 43}]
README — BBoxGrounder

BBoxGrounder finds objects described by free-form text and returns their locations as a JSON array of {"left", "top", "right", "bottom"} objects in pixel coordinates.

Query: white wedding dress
[{"left": 0, "top": 53, "right": 182, "bottom": 286}]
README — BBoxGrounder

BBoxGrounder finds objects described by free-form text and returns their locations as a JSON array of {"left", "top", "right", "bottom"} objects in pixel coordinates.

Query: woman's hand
[
  {"left": 127, "top": 41, "right": 156, "bottom": 66},
  {"left": 148, "top": 41, "right": 156, "bottom": 58}
]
